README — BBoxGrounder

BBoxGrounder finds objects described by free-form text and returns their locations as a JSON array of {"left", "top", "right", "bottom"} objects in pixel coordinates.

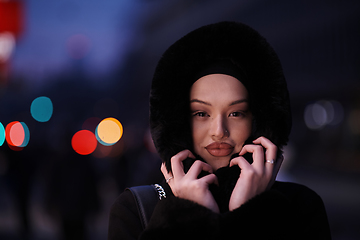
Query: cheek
[
  {"left": 244, "top": 121, "right": 253, "bottom": 138},
  {"left": 191, "top": 122, "right": 207, "bottom": 150},
  {"left": 232, "top": 121, "right": 252, "bottom": 144},
  {"left": 192, "top": 123, "right": 203, "bottom": 142}
]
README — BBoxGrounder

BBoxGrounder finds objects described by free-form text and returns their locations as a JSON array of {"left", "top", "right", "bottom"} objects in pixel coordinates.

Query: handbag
[{"left": 127, "top": 184, "right": 166, "bottom": 229}]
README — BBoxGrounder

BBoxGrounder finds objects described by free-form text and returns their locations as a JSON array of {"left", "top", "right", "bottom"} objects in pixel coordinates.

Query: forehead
[{"left": 190, "top": 74, "right": 249, "bottom": 101}]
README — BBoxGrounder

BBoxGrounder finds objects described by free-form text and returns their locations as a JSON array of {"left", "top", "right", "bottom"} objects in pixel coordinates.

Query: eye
[
  {"left": 229, "top": 111, "right": 245, "bottom": 117},
  {"left": 192, "top": 111, "right": 209, "bottom": 117}
]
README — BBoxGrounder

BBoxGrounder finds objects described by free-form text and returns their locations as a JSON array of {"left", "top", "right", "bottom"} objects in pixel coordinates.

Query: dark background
[{"left": 0, "top": 0, "right": 359, "bottom": 239}]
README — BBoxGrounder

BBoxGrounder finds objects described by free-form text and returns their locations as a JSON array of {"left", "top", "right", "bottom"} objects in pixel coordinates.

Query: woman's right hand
[{"left": 161, "top": 150, "right": 220, "bottom": 213}]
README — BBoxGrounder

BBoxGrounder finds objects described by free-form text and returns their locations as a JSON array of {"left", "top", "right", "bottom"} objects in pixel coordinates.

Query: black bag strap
[{"left": 127, "top": 184, "right": 166, "bottom": 229}]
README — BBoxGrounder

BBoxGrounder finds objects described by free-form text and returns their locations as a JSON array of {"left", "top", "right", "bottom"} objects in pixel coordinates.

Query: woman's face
[{"left": 190, "top": 74, "right": 252, "bottom": 170}]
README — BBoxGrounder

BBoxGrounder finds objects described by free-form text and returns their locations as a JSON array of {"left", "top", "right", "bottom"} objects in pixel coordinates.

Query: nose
[{"left": 210, "top": 115, "right": 229, "bottom": 140}]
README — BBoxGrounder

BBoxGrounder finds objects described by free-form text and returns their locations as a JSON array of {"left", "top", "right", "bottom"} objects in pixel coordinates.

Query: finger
[
  {"left": 253, "top": 137, "right": 277, "bottom": 178},
  {"left": 267, "top": 155, "right": 284, "bottom": 190},
  {"left": 201, "top": 173, "right": 219, "bottom": 186},
  {"left": 161, "top": 162, "right": 167, "bottom": 175},
  {"left": 264, "top": 159, "right": 275, "bottom": 178},
  {"left": 252, "top": 136, "right": 277, "bottom": 163},
  {"left": 239, "top": 144, "right": 265, "bottom": 170},
  {"left": 229, "top": 156, "right": 252, "bottom": 170},
  {"left": 171, "top": 150, "right": 196, "bottom": 178},
  {"left": 161, "top": 162, "right": 172, "bottom": 179},
  {"left": 186, "top": 160, "right": 213, "bottom": 179}
]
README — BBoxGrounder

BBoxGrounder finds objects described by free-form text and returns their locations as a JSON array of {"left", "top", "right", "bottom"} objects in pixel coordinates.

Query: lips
[{"left": 205, "top": 142, "right": 234, "bottom": 157}]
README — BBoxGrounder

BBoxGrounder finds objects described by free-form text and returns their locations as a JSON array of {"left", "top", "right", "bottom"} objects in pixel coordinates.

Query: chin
[{"left": 205, "top": 156, "right": 232, "bottom": 170}]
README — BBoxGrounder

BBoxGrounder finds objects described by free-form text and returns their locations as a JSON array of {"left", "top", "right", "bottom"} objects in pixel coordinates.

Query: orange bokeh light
[{"left": 96, "top": 117, "right": 123, "bottom": 146}]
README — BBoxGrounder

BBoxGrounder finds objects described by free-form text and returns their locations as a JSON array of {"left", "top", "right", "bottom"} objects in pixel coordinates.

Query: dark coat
[{"left": 108, "top": 179, "right": 331, "bottom": 240}]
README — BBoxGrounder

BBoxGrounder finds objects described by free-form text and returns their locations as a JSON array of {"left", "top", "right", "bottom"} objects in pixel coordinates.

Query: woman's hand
[
  {"left": 228, "top": 137, "right": 283, "bottom": 211},
  {"left": 161, "top": 150, "right": 220, "bottom": 213}
]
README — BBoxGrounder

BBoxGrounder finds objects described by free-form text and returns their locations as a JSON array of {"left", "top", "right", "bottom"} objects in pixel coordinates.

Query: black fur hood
[{"left": 149, "top": 21, "right": 291, "bottom": 171}]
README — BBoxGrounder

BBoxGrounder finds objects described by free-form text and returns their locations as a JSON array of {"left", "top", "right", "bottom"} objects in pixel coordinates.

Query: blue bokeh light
[{"left": 30, "top": 96, "right": 53, "bottom": 122}]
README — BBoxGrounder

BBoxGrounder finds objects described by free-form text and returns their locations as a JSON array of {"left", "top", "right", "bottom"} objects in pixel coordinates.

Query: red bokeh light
[
  {"left": 71, "top": 130, "right": 97, "bottom": 155},
  {"left": 0, "top": 1, "right": 23, "bottom": 37}
]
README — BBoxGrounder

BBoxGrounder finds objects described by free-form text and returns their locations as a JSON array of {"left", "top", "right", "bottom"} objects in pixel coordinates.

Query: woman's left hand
[{"left": 228, "top": 136, "right": 283, "bottom": 211}]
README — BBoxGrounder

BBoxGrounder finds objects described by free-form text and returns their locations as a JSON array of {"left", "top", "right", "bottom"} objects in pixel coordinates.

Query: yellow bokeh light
[{"left": 96, "top": 117, "right": 123, "bottom": 146}]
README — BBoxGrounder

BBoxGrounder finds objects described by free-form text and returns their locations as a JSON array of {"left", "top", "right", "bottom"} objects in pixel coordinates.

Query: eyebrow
[
  {"left": 190, "top": 98, "right": 248, "bottom": 106},
  {"left": 229, "top": 99, "right": 249, "bottom": 106}
]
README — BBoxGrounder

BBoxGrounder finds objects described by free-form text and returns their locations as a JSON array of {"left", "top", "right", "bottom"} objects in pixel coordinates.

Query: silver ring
[
  {"left": 265, "top": 159, "right": 275, "bottom": 164},
  {"left": 166, "top": 176, "right": 174, "bottom": 183}
]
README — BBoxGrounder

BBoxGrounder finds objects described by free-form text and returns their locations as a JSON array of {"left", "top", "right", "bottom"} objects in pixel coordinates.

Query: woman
[{"left": 108, "top": 21, "right": 331, "bottom": 239}]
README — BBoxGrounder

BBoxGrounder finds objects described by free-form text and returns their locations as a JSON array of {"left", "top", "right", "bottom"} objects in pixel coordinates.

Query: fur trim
[{"left": 150, "top": 21, "right": 291, "bottom": 171}]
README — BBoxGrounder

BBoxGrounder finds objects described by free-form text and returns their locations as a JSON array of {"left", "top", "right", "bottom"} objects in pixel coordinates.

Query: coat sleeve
[{"left": 108, "top": 190, "right": 143, "bottom": 240}]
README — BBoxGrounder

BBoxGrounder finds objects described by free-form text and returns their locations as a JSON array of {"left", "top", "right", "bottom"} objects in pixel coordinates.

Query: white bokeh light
[{"left": 304, "top": 100, "right": 344, "bottom": 130}]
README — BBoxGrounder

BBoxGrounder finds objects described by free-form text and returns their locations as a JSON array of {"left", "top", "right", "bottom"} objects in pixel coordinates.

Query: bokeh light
[
  {"left": 10, "top": 122, "right": 25, "bottom": 146},
  {"left": 0, "top": 32, "right": 15, "bottom": 63},
  {"left": 5, "top": 121, "right": 30, "bottom": 147},
  {"left": 71, "top": 130, "right": 97, "bottom": 155},
  {"left": 328, "top": 100, "right": 344, "bottom": 126},
  {"left": 95, "top": 117, "right": 123, "bottom": 146},
  {"left": 304, "top": 100, "right": 344, "bottom": 130},
  {"left": 5, "top": 121, "right": 17, "bottom": 146},
  {"left": 19, "top": 122, "right": 30, "bottom": 147},
  {"left": 0, "top": 122, "right": 5, "bottom": 146},
  {"left": 30, "top": 96, "right": 53, "bottom": 122}
]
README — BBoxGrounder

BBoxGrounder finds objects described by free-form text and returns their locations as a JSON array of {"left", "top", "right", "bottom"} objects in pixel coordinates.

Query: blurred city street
[{"left": 1, "top": 0, "right": 360, "bottom": 239}]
